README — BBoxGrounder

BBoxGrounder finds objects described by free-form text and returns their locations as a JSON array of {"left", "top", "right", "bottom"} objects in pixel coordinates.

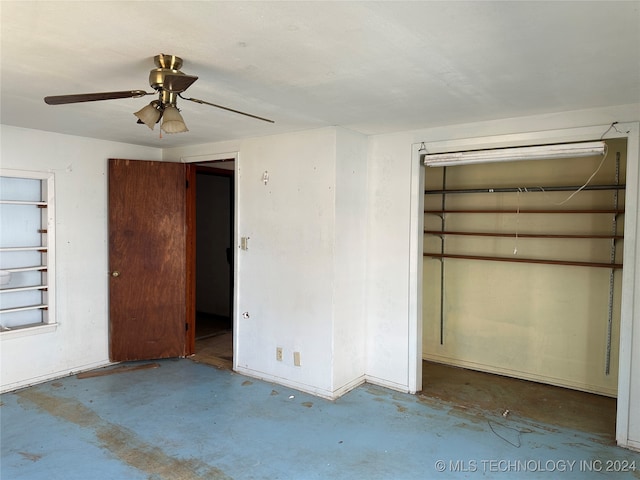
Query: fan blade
[
  {"left": 44, "top": 90, "right": 152, "bottom": 105},
  {"left": 163, "top": 74, "right": 198, "bottom": 93},
  {"left": 180, "top": 95, "right": 274, "bottom": 123}
]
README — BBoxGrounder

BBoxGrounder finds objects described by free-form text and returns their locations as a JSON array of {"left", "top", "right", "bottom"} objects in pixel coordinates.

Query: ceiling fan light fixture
[
  {"left": 134, "top": 101, "right": 162, "bottom": 130},
  {"left": 44, "top": 54, "right": 274, "bottom": 133},
  {"left": 161, "top": 106, "right": 188, "bottom": 133}
]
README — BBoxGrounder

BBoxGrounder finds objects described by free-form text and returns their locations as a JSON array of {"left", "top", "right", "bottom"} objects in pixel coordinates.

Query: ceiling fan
[{"left": 44, "top": 54, "right": 274, "bottom": 134}]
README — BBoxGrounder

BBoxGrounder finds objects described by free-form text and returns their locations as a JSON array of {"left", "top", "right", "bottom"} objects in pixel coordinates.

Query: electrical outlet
[
  {"left": 293, "top": 351, "right": 301, "bottom": 366},
  {"left": 276, "top": 347, "right": 283, "bottom": 362}
]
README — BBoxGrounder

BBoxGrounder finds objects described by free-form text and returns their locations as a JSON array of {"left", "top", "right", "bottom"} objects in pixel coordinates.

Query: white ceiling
[{"left": 1, "top": 1, "right": 639, "bottom": 149}]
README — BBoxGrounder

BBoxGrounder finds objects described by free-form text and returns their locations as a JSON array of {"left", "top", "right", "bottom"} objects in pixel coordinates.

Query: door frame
[{"left": 183, "top": 152, "right": 239, "bottom": 357}]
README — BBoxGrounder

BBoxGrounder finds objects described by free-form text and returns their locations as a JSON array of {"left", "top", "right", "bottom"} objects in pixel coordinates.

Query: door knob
[{"left": 111, "top": 271, "right": 120, "bottom": 277}]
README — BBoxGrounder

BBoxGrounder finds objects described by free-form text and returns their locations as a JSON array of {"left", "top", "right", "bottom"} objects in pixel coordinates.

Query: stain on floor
[
  {"left": 421, "top": 361, "right": 617, "bottom": 439},
  {"left": 16, "top": 390, "right": 231, "bottom": 480},
  {"left": 18, "top": 451, "right": 42, "bottom": 462}
]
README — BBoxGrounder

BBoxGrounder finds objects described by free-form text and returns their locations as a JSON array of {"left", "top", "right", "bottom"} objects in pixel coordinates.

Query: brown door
[{"left": 108, "top": 158, "right": 189, "bottom": 361}]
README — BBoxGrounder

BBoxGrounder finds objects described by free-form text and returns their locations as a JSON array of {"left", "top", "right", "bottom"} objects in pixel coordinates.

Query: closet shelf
[
  {"left": 424, "top": 252, "right": 623, "bottom": 269},
  {"left": 425, "top": 209, "right": 624, "bottom": 214},
  {"left": 424, "top": 230, "right": 624, "bottom": 240},
  {"left": 425, "top": 184, "right": 626, "bottom": 195}
]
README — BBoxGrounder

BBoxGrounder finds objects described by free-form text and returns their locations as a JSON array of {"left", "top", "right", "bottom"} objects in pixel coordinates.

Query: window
[{"left": 0, "top": 170, "right": 56, "bottom": 336}]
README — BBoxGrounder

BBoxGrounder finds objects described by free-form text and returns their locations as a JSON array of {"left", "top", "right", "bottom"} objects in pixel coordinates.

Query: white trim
[
  {"left": 422, "top": 124, "right": 626, "bottom": 154},
  {"left": 408, "top": 143, "right": 424, "bottom": 393},
  {"left": 625, "top": 440, "right": 640, "bottom": 453},
  {"left": 617, "top": 122, "right": 639, "bottom": 448},
  {"left": 0, "top": 168, "right": 53, "bottom": 180},
  {"left": 235, "top": 365, "right": 360, "bottom": 400},
  {"left": 0, "top": 168, "right": 56, "bottom": 333},
  {"left": 45, "top": 170, "right": 55, "bottom": 329},
  {"left": 0, "top": 359, "right": 112, "bottom": 394},
  {"left": 179, "top": 152, "right": 239, "bottom": 163},
  {"left": 0, "top": 322, "right": 58, "bottom": 340},
  {"left": 177, "top": 150, "right": 243, "bottom": 374},
  {"left": 365, "top": 374, "right": 412, "bottom": 394},
  {"left": 414, "top": 123, "right": 639, "bottom": 450},
  {"left": 233, "top": 152, "right": 241, "bottom": 374},
  {"left": 333, "top": 375, "right": 366, "bottom": 398}
]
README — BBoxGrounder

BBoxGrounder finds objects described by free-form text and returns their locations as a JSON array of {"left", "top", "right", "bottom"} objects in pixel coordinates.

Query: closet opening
[{"left": 420, "top": 137, "right": 627, "bottom": 440}]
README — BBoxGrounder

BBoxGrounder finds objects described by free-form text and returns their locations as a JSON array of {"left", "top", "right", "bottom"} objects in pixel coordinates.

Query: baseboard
[
  {"left": 624, "top": 439, "right": 640, "bottom": 452},
  {"left": 234, "top": 366, "right": 338, "bottom": 400},
  {"left": 234, "top": 367, "right": 368, "bottom": 400},
  {"left": 364, "top": 374, "right": 411, "bottom": 394},
  {"left": 332, "top": 374, "right": 366, "bottom": 397},
  {"left": 1, "top": 359, "right": 113, "bottom": 394},
  {"left": 423, "top": 354, "right": 617, "bottom": 397}
]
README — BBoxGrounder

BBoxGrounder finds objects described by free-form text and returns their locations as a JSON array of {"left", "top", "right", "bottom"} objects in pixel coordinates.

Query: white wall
[
  {"left": 364, "top": 133, "right": 415, "bottom": 391},
  {"left": 332, "top": 128, "right": 368, "bottom": 393},
  {"left": 164, "top": 127, "right": 368, "bottom": 399},
  {"left": 0, "top": 125, "right": 161, "bottom": 392},
  {"left": 235, "top": 129, "right": 337, "bottom": 397}
]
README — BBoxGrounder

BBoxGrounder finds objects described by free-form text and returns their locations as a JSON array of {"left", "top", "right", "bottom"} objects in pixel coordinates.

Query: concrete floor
[
  {"left": 421, "top": 361, "right": 618, "bottom": 439},
  {"left": 2, "top": 359, "right": 639, "bottom": 479},
  {"left": 192, "top": 321, "right": 619, "bottom": 439}
]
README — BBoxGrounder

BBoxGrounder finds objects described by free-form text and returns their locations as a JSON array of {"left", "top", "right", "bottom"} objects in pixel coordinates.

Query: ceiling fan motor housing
[{"left": 149, "top": 54, "right": 186, "bottom": 92}]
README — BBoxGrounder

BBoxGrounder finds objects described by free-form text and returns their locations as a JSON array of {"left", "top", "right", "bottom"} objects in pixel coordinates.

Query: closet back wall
[{"left": 423, "top": 138, "right": 626, "bottom": 396}]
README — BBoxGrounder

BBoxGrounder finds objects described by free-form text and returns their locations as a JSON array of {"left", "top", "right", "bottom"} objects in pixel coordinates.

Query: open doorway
[{"left": 191, "top": 161, "right": 234, "bottom": 369}]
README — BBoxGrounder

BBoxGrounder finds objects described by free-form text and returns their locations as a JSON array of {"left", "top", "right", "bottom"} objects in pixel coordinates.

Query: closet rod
[
  {"left": 424, "top": 253, "right": 623, "bottom": 269},
  {"left": 425, "top": 184, "right": 626, "bottom": 195}
]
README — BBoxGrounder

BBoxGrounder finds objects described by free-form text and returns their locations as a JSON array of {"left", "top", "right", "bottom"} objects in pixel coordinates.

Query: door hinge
[
  {"left": 185, "top": 322, "right": 189, "bottom": 331},
  {"left": 186, "top": 179, "right": 189, "bottom": 188}
]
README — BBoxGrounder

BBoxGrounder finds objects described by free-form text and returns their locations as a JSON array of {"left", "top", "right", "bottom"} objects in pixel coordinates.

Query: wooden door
[{"left": 109, "top": 158, "right": 189, "bottom": 361}]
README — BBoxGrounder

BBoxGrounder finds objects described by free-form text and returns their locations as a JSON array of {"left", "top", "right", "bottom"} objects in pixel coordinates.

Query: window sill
[{"left": 0, "top": 323, "right": 58, "bottom": 340}]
